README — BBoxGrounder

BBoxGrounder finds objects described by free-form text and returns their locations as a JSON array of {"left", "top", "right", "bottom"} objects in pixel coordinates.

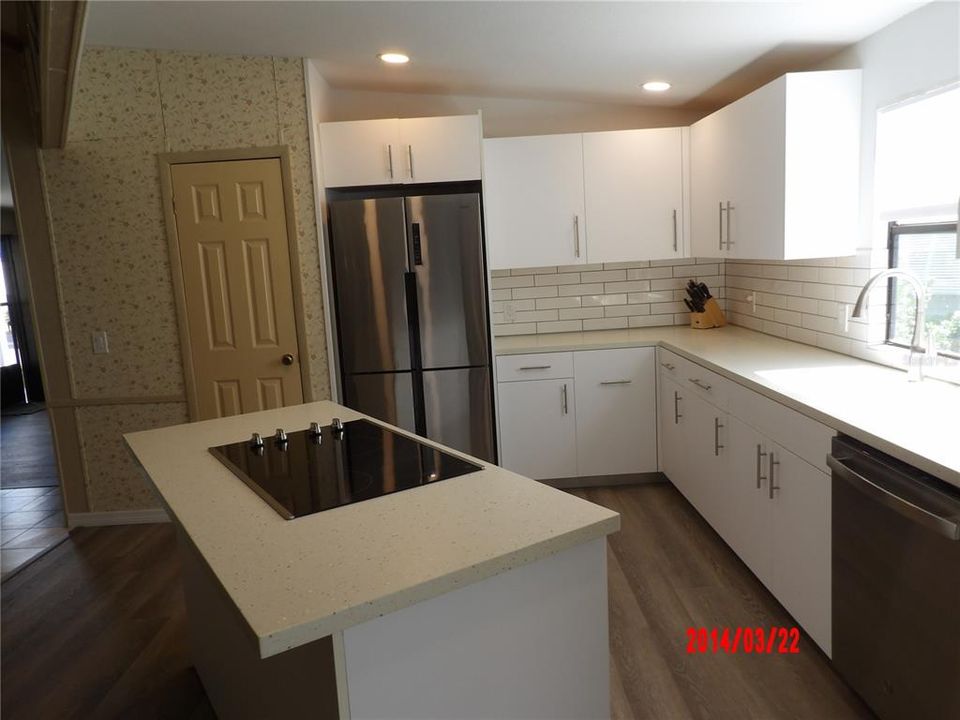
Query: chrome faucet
[{"left": 852, "top": 269, "right": 929, "bottom": 381}]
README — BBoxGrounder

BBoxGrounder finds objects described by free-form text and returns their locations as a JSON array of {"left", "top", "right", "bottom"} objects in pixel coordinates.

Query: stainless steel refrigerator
[{"left": 328, "top": 192, "right": 496, "bottom": 462}]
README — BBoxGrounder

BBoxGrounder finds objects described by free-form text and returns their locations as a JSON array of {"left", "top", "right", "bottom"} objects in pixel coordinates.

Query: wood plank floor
[
  {"left": 1, "top": 485, "right": 873, "bottom": 719},
  {"left": 1, "top": 524, "right": 215, "bottom": 720},
  {"left": 1, "top": 409, "right": 59, "bottom": 489},
  {"left": 573, "top": 484, "right": 874, "bottom": 720}
]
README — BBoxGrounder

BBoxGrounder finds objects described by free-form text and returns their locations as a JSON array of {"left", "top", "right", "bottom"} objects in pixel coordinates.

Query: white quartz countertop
[
  {"left": 124, "top": 402, "right": 619, "bottom": 659},
  {"left": 496, "top": 326, "right": 958, "bottom": 486}
]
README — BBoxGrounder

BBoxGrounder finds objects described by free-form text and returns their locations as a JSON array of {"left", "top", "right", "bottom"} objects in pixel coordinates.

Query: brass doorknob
[{"left": 281, "top": 353, "right": 295, "bottom": 366}]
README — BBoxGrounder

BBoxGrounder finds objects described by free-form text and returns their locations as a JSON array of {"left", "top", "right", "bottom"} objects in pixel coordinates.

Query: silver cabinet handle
[
  {"left": 756, "top": 444, "right": 767, "bottom": 489},
  {"left": 659, "top": 362, "right": 676, "bottom": 371},
  {"left": 714, "top": 417, "right": 724, "bottom": 456},
  {"left": 718, "top": 201, "right": 725, "bottom": 249},
  {"left": 672, "top": 208, "right": 678, "bottom": 252},
  {"left": 689, "top": 378, "right": 712, "bottom": 391},
  {"left": 600, "top": 379, "right": 632, "bottom": 385},
  {"left": 768, "top": 452, "right": 780, "bottom": 500},
  {"left": 518, "top": 365, "right": 551, "bottom": 370},
  {"left": 725, "top": 201, "right": 734, "bottom": 247},
  {"left": 573, "top": 215, "right": 581, "bottom": 258},
  {"left": 673, "top": 390, "right": 682, "bottom": 424},
  {"left": 407, "top": 144, "right": 414, "bottom": 180},
  {"left": 561, "top": 383, "right": 568, "bottom": 415},
  {"left": 387, "top": 145, "right": 394, "bottom": 180}
]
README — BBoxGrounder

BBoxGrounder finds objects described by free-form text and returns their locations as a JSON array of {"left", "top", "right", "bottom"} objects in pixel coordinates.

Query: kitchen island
[{"left": 125, "top": 402, "right": 619, "bottom": 720}]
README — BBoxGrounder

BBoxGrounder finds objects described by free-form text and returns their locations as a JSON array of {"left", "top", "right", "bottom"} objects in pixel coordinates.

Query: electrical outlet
[
  {"left": 838, "top": 303, "right": 850, "bottom": 333},
  {"left": 92, "top": 331, "right": 110, "bottom": 354},
  {"left": 745, "top": 292, "right": 757, "bottom": 312},
  {"left": 503, "top": 302, "right": 518, "bottom": 323}
]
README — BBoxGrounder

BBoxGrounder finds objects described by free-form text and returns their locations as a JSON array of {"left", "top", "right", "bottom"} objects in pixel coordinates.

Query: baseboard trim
[
  {"left": 542, "top": 472, "right": 667, "bottom": 490},
  {"left": 68, "top": 508, "right": 170, "bottom": 527}
]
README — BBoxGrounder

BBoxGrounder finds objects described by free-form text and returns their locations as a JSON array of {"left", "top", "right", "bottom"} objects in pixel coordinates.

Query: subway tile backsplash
[
  {"left": 491, "top": 249, "right": 957, "bottom": 382},
  {"left": 723, "top": 248, "right": 888, "bottom": 359},
  {"left": 490, "top": 259, "right": 725, "bottom": 336}
]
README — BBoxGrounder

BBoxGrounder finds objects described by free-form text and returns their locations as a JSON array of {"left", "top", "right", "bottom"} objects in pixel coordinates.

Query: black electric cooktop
[{"left": 209, "top": 419, "right": 483, "bottom": 520}]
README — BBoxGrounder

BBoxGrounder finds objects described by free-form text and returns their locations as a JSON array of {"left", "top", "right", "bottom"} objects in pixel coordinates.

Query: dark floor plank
[
  {"left": 1, "top": 524, "right": 215, "bottom": 720},
  {"left": 2, "top": 486, "right": 872, "bottom": 720},
  {"left": 1, "top": 411, "right": 59, "bottom": 489},
  {"left": 575, "top": 484, "right": 874, "bottom": 720}
]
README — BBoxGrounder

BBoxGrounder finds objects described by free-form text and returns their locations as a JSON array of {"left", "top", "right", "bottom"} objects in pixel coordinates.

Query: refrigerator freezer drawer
[
  {"left": 422, "top": 367, "right": 495, "bottom": 463},
  {"left": 343, "top": 372, "right": 417, "bottom": 437}
]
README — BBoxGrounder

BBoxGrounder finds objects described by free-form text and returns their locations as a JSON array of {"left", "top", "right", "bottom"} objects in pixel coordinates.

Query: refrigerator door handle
[{"left": 403, "top": 271, "right": 423, "bottom": 370}]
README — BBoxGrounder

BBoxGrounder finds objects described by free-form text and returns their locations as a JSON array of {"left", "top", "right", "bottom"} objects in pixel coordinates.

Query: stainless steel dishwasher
[{"left": 828, "top": 435, "right": 960, "bottom": 720}]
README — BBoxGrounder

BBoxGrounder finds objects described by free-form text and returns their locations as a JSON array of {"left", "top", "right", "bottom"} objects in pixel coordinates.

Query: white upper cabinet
[
  {"left": 483, "top": 134, "right": 587, "bottom": 269},
  {"left": 691, "top": 69, "right": 861, "bottom": 260},
  {"left": 320, "top": 115, "right": 482, "bottom": 188},
  {"left": 319, "top": 118, "right": 400, "bottom": 188},
  {"left": 582, "top": 128, "right": 686, "bottom": 262},
  {"left": 400, "top": 115, "right": 482, "bottom": 183}
]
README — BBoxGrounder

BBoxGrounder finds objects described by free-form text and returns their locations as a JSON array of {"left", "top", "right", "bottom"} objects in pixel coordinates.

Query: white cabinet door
[
  {"left": 497, "top": 379, "right": 577, "bottom": 480},
  {"left": 723, "top": 78, "right": 786, "bottom": 260},
  {"left": 690, "top": 107, "right": 731, "bottom": 258},
  {"left": 768, "top": 442, "right": 832, "bottom": 655},
  {"left": 574, "top": 348, "right": 657, "bottom": 476},
  {"left": 400, "top": 115, "right": 481, "bottom": 183},
  {"left": 690, "top": 70, "right": 859, "bottom": 261},
  {"left": 483, "top": 134, "right": 586, "bottom": 269},
  {"left": 320, "top": 119, "right": 400, "bottom": 187},
  {"left": 659, "top": 374, "right": 691, "bottom": 498},
  {"left": 724, "top": 415, "right": 775, "bottom": 585},
  {"left": 582, "top": 128, "right": 684, "bottom": 262},
  {"left": 681, "top": 391, "right": 727, "bottom": 523}
]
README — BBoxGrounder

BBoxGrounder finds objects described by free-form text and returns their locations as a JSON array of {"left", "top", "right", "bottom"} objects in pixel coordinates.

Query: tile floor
[{"left": 1, "top": 487, "right": 69, "bottom": 581}]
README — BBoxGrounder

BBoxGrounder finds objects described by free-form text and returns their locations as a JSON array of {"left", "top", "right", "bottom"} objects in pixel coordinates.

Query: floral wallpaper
[
  {"left": 41, "top": 46, "right": 331, "bottom": 512},
  {"left": 76, "top": 403, "right": 189, "bottom": 511}
]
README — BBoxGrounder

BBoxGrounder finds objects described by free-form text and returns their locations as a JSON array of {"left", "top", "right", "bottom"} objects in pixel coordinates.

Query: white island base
[{"left": 182, "top": 532, "right": 610, "bottom": 720}]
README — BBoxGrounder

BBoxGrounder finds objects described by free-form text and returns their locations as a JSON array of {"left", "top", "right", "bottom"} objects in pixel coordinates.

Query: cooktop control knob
[
  {"left": 250, "top": 432, "right": 265, "bottom": 454},
  {"left": 275, "top": 428, "right": 288, "bottom": 447},
  {"left": 331, "top": 417, "right": 344, "bottom": 434},
  {"left": 309, "top": 422, "right": 322, "bottom": 444}
]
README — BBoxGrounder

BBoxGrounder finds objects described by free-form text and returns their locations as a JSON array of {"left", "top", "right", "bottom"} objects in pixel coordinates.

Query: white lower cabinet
[
  {"left": 574, "top": 348, "right": 657, "bottom": 476},
  {"left": 498, "top": 377, "right": 577, "bottom": 480},
  {"left": 498, "top": 347, "right": 657, "bottom": 480},
  {"left": 724, "top": 416, "right": 775, "bottom": 584},
  {"left": 767, "top": 441, "right": 832, "bottom": 656},
  {"left": 658, "top": 350, "right": 833, "bottom": 656},
  {"left": 658, "top": 375, "right": 687, "bottom": 491}
]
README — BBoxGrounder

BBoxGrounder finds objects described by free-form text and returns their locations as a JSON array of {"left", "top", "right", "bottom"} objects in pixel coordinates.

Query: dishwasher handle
[{"left": 827, "top": 454, "right": 960, "bottom": 540}]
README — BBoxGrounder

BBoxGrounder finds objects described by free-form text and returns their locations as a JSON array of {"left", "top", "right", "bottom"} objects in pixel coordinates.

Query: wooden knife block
[{"left": 690, "top": 298, "right": 727, "bottom": 329}]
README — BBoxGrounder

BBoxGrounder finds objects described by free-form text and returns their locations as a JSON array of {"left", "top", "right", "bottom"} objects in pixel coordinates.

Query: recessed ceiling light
[
  {"left": 642, "top": 81, "right": 671, "bottom": 92},
  {"left": 379, "top": 52, "right": 410, "bottom": 65}
]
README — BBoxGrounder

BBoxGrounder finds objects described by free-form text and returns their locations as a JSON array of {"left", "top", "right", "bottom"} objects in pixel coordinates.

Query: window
[
  {"left": 0, "top": 252, "right": 19, "bottom": 367},
  {"left": 886, "top": 220, "right": 960, "bottom": 359}
]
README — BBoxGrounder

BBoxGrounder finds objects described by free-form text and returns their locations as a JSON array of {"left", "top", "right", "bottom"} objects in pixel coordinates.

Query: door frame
[{"left": 158, "top": 146, "right": 313, "bottom": 420}]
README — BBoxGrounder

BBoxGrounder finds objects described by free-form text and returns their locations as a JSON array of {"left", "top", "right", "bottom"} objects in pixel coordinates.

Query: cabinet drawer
[
  {"left": 657, "top": 348, "right": 684, "bottom": 380},
  {"left": 728, "top": 383, "right": 834, "bottom": 474},
  {"left": 496, "top": 352, "right": 574, "bottom": 382},
  {"left": 681, "top": 362, "right": 730, "bottom": 411},
  {"left": 660, "top": 349, "right": 731, "bottom": 410}
]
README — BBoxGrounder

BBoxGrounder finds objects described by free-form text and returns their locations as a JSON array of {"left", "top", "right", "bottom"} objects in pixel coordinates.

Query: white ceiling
[{"left": 85, "top": 1, "right": 923, "bottom": 107}]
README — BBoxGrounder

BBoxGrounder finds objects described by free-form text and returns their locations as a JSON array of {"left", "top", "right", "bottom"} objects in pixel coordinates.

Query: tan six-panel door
[{"left": 171, "top": 158, "right": 303, "bottom": 419}]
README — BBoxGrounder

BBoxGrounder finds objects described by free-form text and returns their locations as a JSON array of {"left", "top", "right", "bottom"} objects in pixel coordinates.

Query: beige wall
[
  {"left": 40, "top": 46, "right": 330, "bottom": 512},
  {"left": 321, "top": 85, "right": 701, "bottom": 137}
]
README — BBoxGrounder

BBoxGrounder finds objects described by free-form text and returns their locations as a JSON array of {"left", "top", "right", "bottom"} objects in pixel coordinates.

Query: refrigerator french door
[{"left": 329, "top": 192, "right": 495, "bottom": 462}]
